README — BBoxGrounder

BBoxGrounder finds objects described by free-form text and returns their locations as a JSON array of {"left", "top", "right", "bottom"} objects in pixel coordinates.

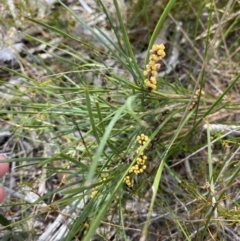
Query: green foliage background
[{"left": 0, "top": 0, "right": 240, "bottom": 240}]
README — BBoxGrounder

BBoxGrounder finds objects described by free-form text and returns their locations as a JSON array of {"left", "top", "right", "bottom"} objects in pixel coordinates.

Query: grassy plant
[{"left": 0, "top": 0, "right": 240, "bottom": 240}]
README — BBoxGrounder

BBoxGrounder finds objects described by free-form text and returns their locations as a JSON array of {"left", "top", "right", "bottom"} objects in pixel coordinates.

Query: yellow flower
[
  {"left": 124, "top": 134, "right": 150, "bottom": 188},
  {"left": 137, "top": 134, "right": 149, "bottom": 145},
  {"left": 124, "top": 175, "right": 134, "bottom": 187},
  {"left": 143, "top": 44, "right": 166, "bottom": 91},
  {"left": 91, "top": 187, "right": 98, "bottom": 198}
]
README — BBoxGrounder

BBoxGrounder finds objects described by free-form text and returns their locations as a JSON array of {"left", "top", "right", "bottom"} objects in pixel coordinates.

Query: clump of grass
[{"left": 1, "top": 0, "right": 240, "bottom": 240}]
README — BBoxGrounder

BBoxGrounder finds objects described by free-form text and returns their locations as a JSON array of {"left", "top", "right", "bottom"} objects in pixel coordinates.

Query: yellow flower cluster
[
  {"left": 143, "top": 44, "right": 166, "bottom": 91},
  {"left": 91, "top": 187, "right": 98, "bottom": 198},
  {"left": 90, "top": 174, "right": 109, "bottom": 198},
  {"left": 123, "top": 175, "right": 134, "bottom": 188},
  {"left": 136, "top": 133, "right": 148, "bottom": 146},
  {"left": 124, "top": 134, "right": 149, "bottom": 188},
  {"left": 189, "top": 89, "right": 205, "bottom": 110}
]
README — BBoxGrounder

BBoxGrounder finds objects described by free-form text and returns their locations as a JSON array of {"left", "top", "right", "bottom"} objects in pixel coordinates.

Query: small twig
[
  {"left": 78, "top": 0, "right": 93, "bottom": 13},
  {"left": 203, "top": 124, "right": 240, "bottom": 136},
  {"left": 184, "top": 157, "right": 194, "bottom": 181},
  {"left": 37, "top": 195, "right": 88, "bottom": 241}
]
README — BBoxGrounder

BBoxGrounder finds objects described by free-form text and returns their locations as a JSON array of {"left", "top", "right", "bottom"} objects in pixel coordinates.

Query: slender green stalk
[{"left": 144, "top": 0, "right": 176, "bottom": 66}]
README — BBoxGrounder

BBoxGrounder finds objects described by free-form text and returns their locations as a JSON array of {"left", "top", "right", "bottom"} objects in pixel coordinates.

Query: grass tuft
[{"left": 0, "top": 0, "right": 240, "bottom": 240}]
